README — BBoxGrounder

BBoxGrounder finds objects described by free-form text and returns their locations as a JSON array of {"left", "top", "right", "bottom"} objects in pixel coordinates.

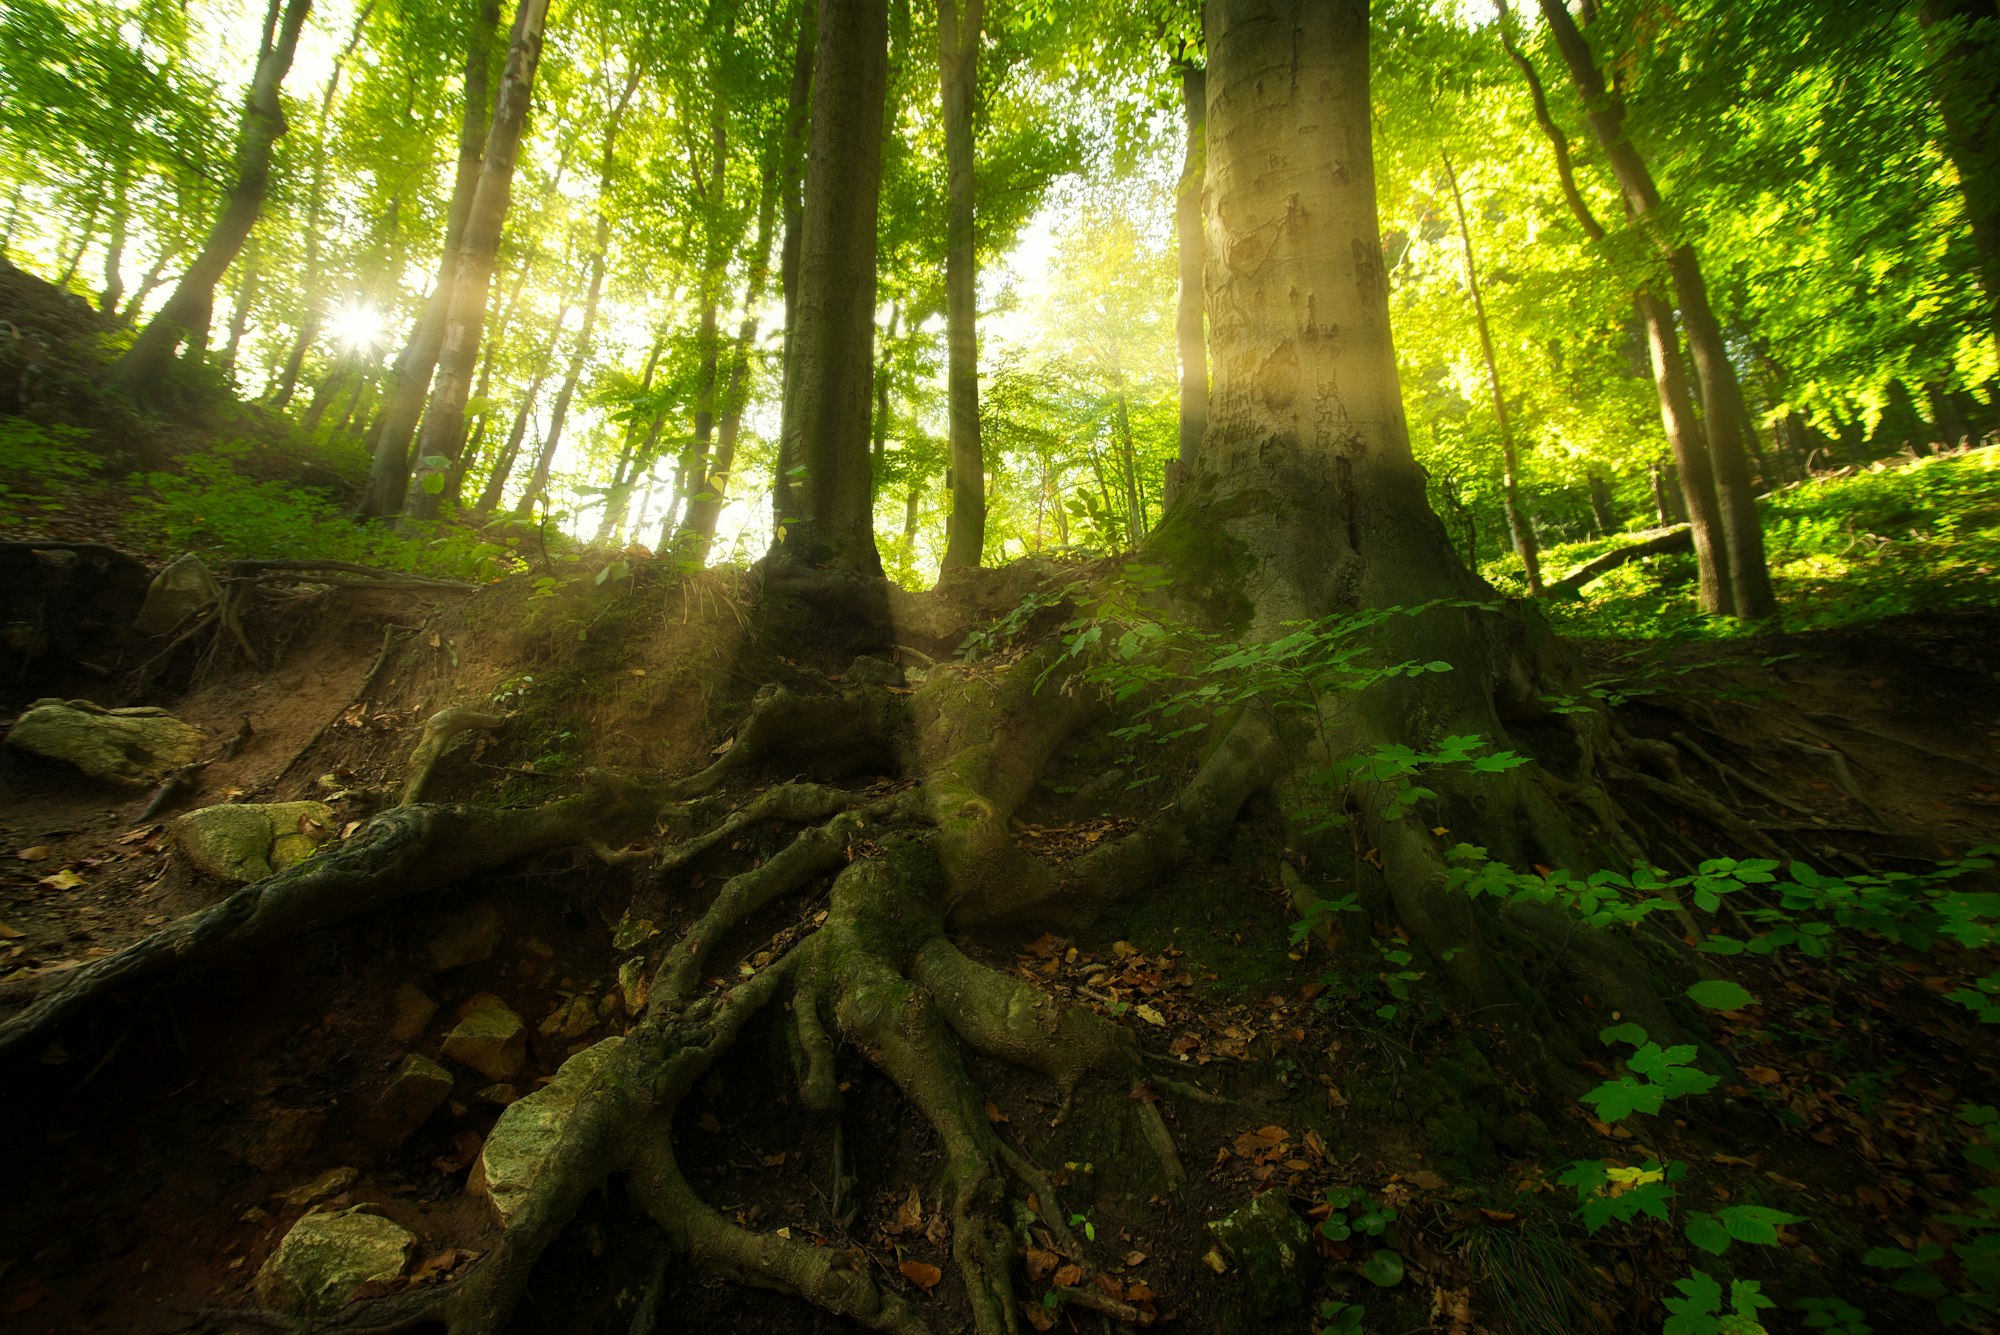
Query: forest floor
[{"left": 0, "top": 543, "right": 1996, "bottom": 1335}]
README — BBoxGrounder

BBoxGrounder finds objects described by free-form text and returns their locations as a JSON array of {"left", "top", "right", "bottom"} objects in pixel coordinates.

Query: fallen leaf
[
  {"left": 16, "top": 846, "right": 48, "bottom": 861},
  {"left": 38, "top": 869, "right": 84, "bottom": 890},
  {"left": 1024, "top": 1247, "right": 1059, "bottom": 1282},
  {"left": 0, "top": 1277, "right": 51, "bottom": 1315},
  {"left": 1053, "top": 1264, "right": 1085, "bottom": 1288},
  {"left": 1126, "top": 1281, "right": 1155, "bottom": 1302},
  {"left": 1403, "top": 1169, "right": 1448, "bottom": 1190},
  {"left": 1743, "top": 1066, "right": 1782, "bottom": 1086},
  {"left": 1021, "top": 1299, "right": 1056, "bottom": 1332},
  {"left": 0, "top": 921, "right": 22, "bottom": 939},
  {"left": 898, "top": 1260, "right": 942, "bottom": 1291},
  {"left": 983, "top": 1101, "right": 1007, "bottom": 1124},
  {"left": 896, "top": 1185, "right": 924, "bottom": 1232},
  {"left": 1133, "top": 1004, "right": 1166, "bottom": 1026},
  {"left": 1123, "top": 1250, "right": 1148, "bottom": 1267},
  {"left": 116, "top": 828, "right": 154, "bottom": 845},
  {"left": 1112, "top": 940, "right": 1139, "bottom": 958}
]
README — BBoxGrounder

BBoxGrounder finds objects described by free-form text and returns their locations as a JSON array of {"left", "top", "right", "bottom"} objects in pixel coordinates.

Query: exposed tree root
[
  {"left": 0, "top": 780, "right": 646, "bottom": 1061},
  {"left": 401, "top": 706, "right": 512, "bottom": 803}
]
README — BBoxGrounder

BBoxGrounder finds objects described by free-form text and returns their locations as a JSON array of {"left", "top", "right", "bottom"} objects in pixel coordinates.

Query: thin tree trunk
[
  {"left": 1586, "top": 472, "right": 1616, "bottom": 534},
  {"left": 100, "top": 170, "right": 130, "bottom": 314},
  {"left": 495, "top": 71, "right": 637, "bottom": 521},
  {"left": 1638, "top": 291, "right": 1731, "bottom": 615},
  {"left": 120, "top": 246, "right": 179, "bottom": 324},
  {"left": 669, "top": 97, "right": 734, "bottom": 537},
  {"left": 1442, "top": 149, "right": 1541, "bottom": 593},
  {"left": 220, "top": 262, "right": 259, "bottom": 373},
  {"left": 937, "top": 0, "right": 986, "bottom": 571},
  {"left": 476, "top": 376, "right": 548, "bottom": 513},
  {"left": 57, "top": 194, "right": 102, "bottom": 287},
  {"left": 772, "top": 1, "right": 817, "bottom": 532},
  {"left": 358, "top": 0, "right": 500, "bottom": 517},
  {"left": 1170, "top": 59, "right": 1207, "bottom": 504},
  {"left": 442, "top": 255, "right": 533, "bottom": 507},
  {"left": 113, "top": 0, "right": 313, "bottom": 393},
  {"left": 681, "top": 166, "right": 781, "bottom": 553},
  {"left": 268, "top": 0, "right": 378, "bottom": 408},
  {"left": 592, "top": 331, "right": 669, "bottom": 543},
  {"left": 770, "top": 0, "right": 888, "bottom": 574},
  {"left": 1536, "top": 0, "right": 1775, "bottom": 619},
  {"left": 1114, "top": 379, "right": 1144, "bottom": 545}
]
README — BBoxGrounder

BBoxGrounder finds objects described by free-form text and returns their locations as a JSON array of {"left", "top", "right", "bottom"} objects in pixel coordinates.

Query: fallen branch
[{"left": 1543, "top": 525, "right": 1691, "bottom": 597}]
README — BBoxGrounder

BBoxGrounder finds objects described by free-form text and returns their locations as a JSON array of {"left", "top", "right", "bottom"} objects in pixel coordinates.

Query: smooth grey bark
[
  {"left": 1442, "top": 149, "right": 1541, "bottom": 593},
  {"left": 769, "top": 0, "right": 888, "bottom": 574},
  {"left": 406, "top": 0, "right": 551, "bottom": 523},
  {"left": 358, "top": 0, "right": 499, "bottom": 516},
  {"left": 112, "top": 0, "right": 313, "bottom": 394},
  {"left": 1536, "top": 0, "right": 1775, "bottom": 619},
  {"left": 937, "top": 0, "right": 986, "bottom": 572}
]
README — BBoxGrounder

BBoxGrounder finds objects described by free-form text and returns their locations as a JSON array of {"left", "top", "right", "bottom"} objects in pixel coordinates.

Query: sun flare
[{"left": 326, "top": 300, "right": 386, "bottom": 353}]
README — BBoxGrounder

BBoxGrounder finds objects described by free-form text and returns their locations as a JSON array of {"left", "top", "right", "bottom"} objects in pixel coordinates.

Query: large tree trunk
[
  {"left": 1169, "top": 59, "right": 1208, "bottom": 508},
  {"left": 358, "top": 0, "right": 500, "bottom": 517},
  {"left": 769, "top": 0, "right": 888, "bottom": 574},
  {"left": 406, "top": 0, "right": 552, "bottom": 523},
  {"left": 111, "top": 0, "right": 313, "bottom": 395},
  {"left": 937, "top": 0, "right": 986, "bottom": 572},
  {"left": 1536, "top": 0, "right": 1776, "bottom": 619},
  {"left": 1442, "top": 149, "right": 1541, "bottom": 594},
  {"left": 1918, "top": 0, "right": 2000, "bottom": 352}
]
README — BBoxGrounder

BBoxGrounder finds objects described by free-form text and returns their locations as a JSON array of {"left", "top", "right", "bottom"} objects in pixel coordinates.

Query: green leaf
[
  {"left": 1362, "top": 1249, "right": 1404, "bottom": 1287},
  {"left": 1686, "top": 979, "right": 1757, "bottom": 1011},
  {"left": 1599, "top": 1022, "right": 1649, "bottom": 1047},
  {"left": 1717, "top": 1204, "right": 1803, "bottom": 1245},
  {"left": 421, "top": 473, "right": 445, "bottom": 495},
  {"left": 1685, "top": 1212, "right": 1731, "bottom": 1255}
]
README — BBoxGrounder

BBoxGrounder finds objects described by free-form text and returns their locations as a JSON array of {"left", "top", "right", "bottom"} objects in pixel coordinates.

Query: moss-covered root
[
  {"left": 672, "top": 684, "right": 904, "bottom": 797},
  {"left": 655, "top": 781, "right": 856, "bottom": 873},
  {"left": 910, "top": 937, "right": 1130, "bottom": 1102},
  {"left": 0, "top": 784, "right": 646, "bottom": 1063}
]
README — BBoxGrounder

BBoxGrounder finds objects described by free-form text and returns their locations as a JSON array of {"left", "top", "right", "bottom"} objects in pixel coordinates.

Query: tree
[
  {"left": 110, "top": 0, "right": 314, "bottom": 395},
  {"left": 769, "top": 0, "right": 890, "bottom": 574},
  {"left": 936, "top": 0, "right": 986, "bottom": 571},
  {"left": 1917, "top": 0, "right": 2000, "bottom": 353}
]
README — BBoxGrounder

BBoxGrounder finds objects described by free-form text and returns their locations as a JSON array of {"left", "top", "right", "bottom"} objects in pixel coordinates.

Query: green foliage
[
  {"left": 1662, "top": 1269, "right": 1774, "bottom": 1335},
  {"left": 1317, "top": 1186, "right": 1404, "bottom": 1290},
  {"left": 0, "top": 416, "right": 96, "bottom": 518},
  {"left": 1795, "top": 1296, "right": 1872, "bottom": 1334},
  {"left": 1557, "top": 1156, "right": 1683, "bottom": 1232}
]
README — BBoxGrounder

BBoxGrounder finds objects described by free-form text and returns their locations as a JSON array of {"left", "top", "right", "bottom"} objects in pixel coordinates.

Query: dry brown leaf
[
  {"left": 898, "top": 1260, "right": 942, "bottom": 1291},
  {"left": 1133, "top": 1004, "right": 1166, "bottom": 1026},
  {"left": 1021, "top": 1298, "right": 1056, "bottom": 1332},
  {"left": 16, "top": 846, "right": 49, "bottom": 861},
  {"left": 1052, "top": 1264, "right": 1085, "bottom": 1288},
  {"left": 0, "top": 921, "right": 23, "bottom": 939},
  {"left": 1403, "top": 1169, "right": 1448, "bottom": 1190},
  {"left": 1024, "top": 1247, "right": 1059, "bottom": 1283},
  {"left": 983, "top": 1100, "right": 1008, "bottom": 1124},
  {"left": 896, "top": 1185, "right": 924, "bottom": 1232},
  {"left": 1122, "top": 1250, "right": 1147, "bottom": 1267},
  {"left": 1743, "top": 1066, "right": 1782, "bottom": 1086}
]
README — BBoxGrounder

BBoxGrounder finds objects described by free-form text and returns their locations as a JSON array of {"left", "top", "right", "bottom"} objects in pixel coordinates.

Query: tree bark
[
  {"left": 772, "top": 2, "right": 817, "bottom": 533},
  {"left": 1536, "top": 0, "right": 1776, "bottom": 619},
  {"left": 1917, "top": 0, "right": 2000, "bottom": 352},
  {"left": 937, "top": 0, "right": 986, "bottom": 572},
  {"left": 1442, "top": 149, "right": 1541, "bottom": 593},
  {"left": 112, "top": 0, "right": 313, "bottom": 394},
  {"left": 475, "top": 297, "right": 571, "bottom": 513},
  {"left": 769, "top": 0, "right": 888, "bottom": 574},
  {"left": 405, "top": 0, "right": 552, "bottom": 524},
  {"left": 1170, "top": 59, "right": 1207, "bottom": 505},
  {"left": 358, "top": 0, "right": 501, "bottom": 518}
]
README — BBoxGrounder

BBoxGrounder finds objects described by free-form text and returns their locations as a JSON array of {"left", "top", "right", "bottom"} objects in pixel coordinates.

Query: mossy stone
[{"left": 173, "top": 801, "right": 335, "bottom": 883}]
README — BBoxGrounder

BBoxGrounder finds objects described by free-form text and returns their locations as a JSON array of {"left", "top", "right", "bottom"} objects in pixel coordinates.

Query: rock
[
  {"left": 254, "top": 1209, "right": 413, "bottom": 1318},
  {"left": 476, "top": 1084, "right": 518, "bottom": 1107},
  {"left": 236, "top": 1105, "right": 327, "bottom": 1173},
  {"left": 475, "top": 1037, "right": 624, "bottom": 1227},
  {"left": 277, "top": 1167, "right": 359, "bottom": 1209},
  {"left": 388, "top": 983, "right": 439, "bottom": 1043},
  {"left": 611, "top": 914, "right": 657, "bottom": 951},
  {"left": 1207, "top": 1191, "right": 1315, "bottom": 1330},
  {"left": 172, "top": 801, "right": 336, "bottom": 883},
  {"left": 357, "top": 1055, "right": 454, "bottom": 1148},
  {"left": 618, "top": 956, "right": 650, "bottom": 1016},
  {"left": 537, "top": 994, "right": 597, "bottom": 1047},
  {"left": 4, "top": 698, "right": 205, "bottom": 787},
  {"left": 441, "top": 994, "right": 526, "bottom": 1082},
  {"left": 424, "top": 902, "right": 503, "bottom": 971},
  {"left": 132, "top": 553, "right": 220, "bottom": 636},
  {"left": 843, "top": 655, "right": 905, "bottom": 687}
]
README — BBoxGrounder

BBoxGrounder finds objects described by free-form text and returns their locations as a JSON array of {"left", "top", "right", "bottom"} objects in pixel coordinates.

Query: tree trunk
[
  {"left": 1917, "top": 0, "right": 2000, "bottom": 352},
  {"left": 406, "top": 0, "right": 551, "bottom": 524},
  {"left": 937, "top": 0, "right": 986, "bottom": 572},
  {"left": 100, "top": 170, "right": 130, "bottom": 315},
  {"left": 219, "top": 262, "right": 259, "bottom": 375},
  {"left": 476, "top": 374, "right": 549, "bottom": 514},
  {"left": 1586, "top": 472, "right": 1617, "bottom": 534},
  {"left": 1114, "top": 379, "right": 1145, "bottom": 545},
  {"left": 772, "top": 2, "right": 817, "bottom": 534},
  {"left": 1536, "top": 0, "right": 1775, "bottom": 619},
  {"left": 1637, "top": 290, "right": 1733, "bottom": 615},
  {"left": 1442, "top": 149, "right": 1541, "bottom": 593},
  {"left": 769, "top": 0, "right": 888, "bottom": 574},
  {"left": 1170, "top": 59, "right": 1207, "bottom": 506},
  {"left": 669, "top": 101, "right": 734, "bottom": 540},
  {"left": 112, "top": 0, "right": 313, "bottom": 395},
  {"left": 681, "top": 167, "right": 781, "bottom": 554},
  {"left": 358, "top": 0, "right": 501, "bottom": 518}
]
